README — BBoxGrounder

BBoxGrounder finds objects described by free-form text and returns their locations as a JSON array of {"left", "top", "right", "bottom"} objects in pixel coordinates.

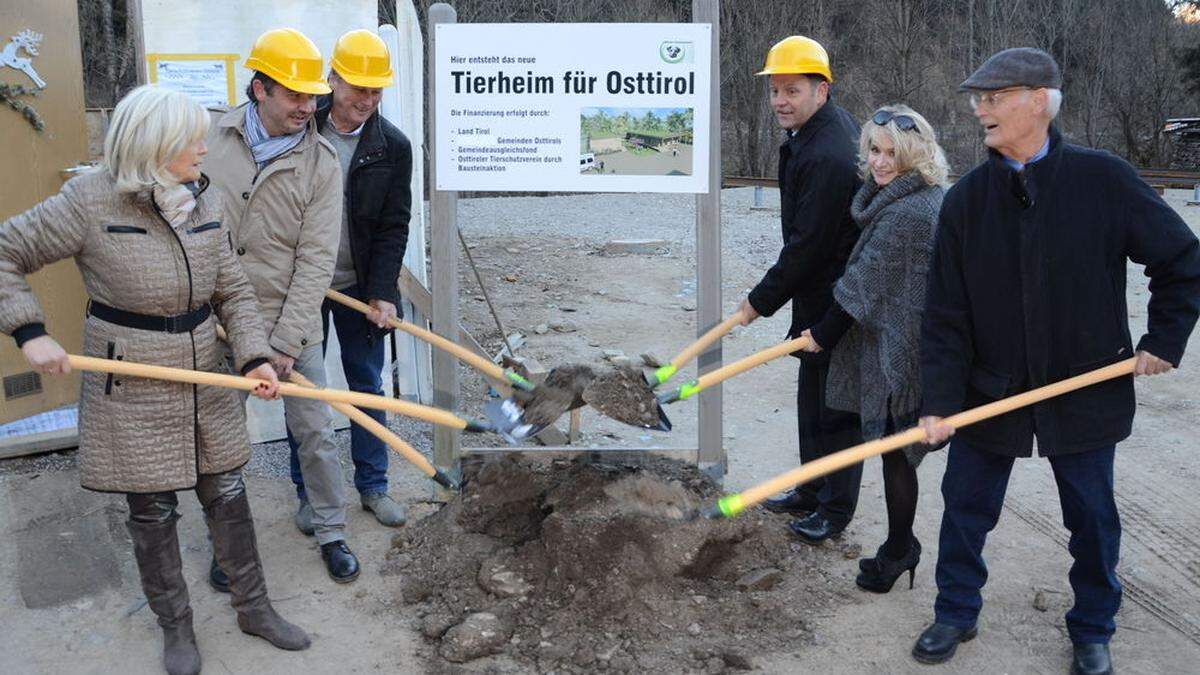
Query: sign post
[{"left": 429, "top": 5, "right": 725, "bottom": 485}]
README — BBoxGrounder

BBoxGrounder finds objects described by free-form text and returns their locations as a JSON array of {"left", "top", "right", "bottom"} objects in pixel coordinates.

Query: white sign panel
[
  {"left": 435, "top": 23, "right": 711, "bottom": 193},
  {"left": 151, "top": 58, "right": 233, "bottom": 107}
]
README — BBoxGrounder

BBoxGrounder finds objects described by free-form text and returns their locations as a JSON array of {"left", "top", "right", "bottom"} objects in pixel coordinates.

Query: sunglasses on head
[{"left": 872, "top": 110, "right": 920, "bottom": 134}]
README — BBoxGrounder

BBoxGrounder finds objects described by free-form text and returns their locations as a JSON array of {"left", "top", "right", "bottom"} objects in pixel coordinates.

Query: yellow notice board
[{"left": 146, "top": 53, "right": 239, "bottom": 107}]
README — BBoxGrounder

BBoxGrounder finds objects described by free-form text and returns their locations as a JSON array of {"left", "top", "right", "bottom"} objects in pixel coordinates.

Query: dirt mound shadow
[{"left": 383, "top": 457, "right": 861, "bottom": 672}]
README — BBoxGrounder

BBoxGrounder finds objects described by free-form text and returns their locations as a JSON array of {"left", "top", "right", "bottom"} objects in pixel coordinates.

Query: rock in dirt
[
  {"left": 640, "top": 352, "right": 664, "bottom": 368},
  {"left": 477, "top": 553, "right": 534, "bottom": 598},
  {"left": 603, "top": 474, "right": 696, "bottom": 520},
  {"left": 601, "top": 239, "right": 669, "bottom": 255},
  {"left": 602, "top": 349, "right": 626, "bottom": 360},
  {"left": 421, "top": 611, "right": 457, "bottom": 639},
  {"left": 736, "top": 568, "right": 783, "bottom": 592},
  {"left": 534, "top": 323, "right": 550, "bottom": 335},
  {"left": 439, "top": 612, "right": 513, "bottom": 663},
  {"left": 722, "top": 651, "right": 755, "bottom": 670},
  {"left": 550, "top": 319, "right": 578, "bottom": 333}
]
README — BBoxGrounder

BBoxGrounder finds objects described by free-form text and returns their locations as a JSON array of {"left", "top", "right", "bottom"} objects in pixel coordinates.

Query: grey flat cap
[{"left": 959, "top": 47, "right": 1062, "bottom": 91}]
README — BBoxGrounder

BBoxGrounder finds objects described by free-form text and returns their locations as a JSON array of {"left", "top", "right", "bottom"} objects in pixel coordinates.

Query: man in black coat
[
  {"left": 912, "top": 48, "right": 1200, "bottom": 675},
  {"left": 737, "top": 36, "right": 865, "bottom": 542},
  {"left": 287, "top": 30, "right": 413, "bottom": 532}
]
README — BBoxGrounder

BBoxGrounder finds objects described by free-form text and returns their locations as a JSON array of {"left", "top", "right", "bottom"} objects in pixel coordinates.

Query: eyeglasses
[
  {"left": 968, "top": 87, "right": 1035, "bottom": 110},
  {"left": 872, "top": 110, "right": 920, "bottom": 134}
]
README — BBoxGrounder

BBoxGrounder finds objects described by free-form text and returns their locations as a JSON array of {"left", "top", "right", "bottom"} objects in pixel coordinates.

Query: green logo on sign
[{"left": 660, "top": 42, "right": 690, "bottom": 64}]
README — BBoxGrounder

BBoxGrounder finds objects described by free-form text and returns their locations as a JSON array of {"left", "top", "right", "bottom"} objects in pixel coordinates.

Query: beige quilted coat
[
  {"left": 203, "top": 105, "right": 341, "bottom": 358},
  {"left": 0, "top": 171, "right": 271, "bottom": 493}
]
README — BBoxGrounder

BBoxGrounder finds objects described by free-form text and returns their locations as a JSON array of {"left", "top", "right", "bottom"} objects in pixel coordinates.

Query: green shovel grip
[
  {"left": 677, "top": 379, "right": 702, "bottom": 401},
  {"left": 715, "top": 494, "right": 746, "bottom": 518},
  {"left": 505, "top": 370, "right": 535, "bottom": 391},
  {"left": 652, "top": 363, "right": 678, "bottom": 385}
]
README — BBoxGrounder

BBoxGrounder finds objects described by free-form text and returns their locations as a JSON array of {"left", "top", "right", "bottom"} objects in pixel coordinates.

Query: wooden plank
[
  {"left": 0, "top": 428, "right": 79, "bottom": 460},
  {"left": 462, "top": 447, "right": 699, "bottom": 462},
  {"left": 399, "top": 267, "right": 491, "bottom": 362},
  {"left": 693, "top": 0, "right": 725, "bottom": 485},
  {"left": 568, "top": 408, "right": 582, "bottom": 445}
]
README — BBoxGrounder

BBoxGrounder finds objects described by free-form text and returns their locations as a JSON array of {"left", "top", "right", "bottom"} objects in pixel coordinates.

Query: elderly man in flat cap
[{"left": 912, "top": 47, "right": 1200, "bottom": 674}]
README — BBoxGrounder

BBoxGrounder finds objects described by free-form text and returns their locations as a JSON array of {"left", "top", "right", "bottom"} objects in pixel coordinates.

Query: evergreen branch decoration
[{"left": 0, "top": 83, "right": 45, "bottom": 132}]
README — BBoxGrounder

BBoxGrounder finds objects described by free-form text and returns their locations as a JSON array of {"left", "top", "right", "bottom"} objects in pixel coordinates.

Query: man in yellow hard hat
[
  {"left": 204, "top": 28, "right": 360, "bottom": 586},
  {"left": 283, "top": 28, "right": 413, "bottom": 530},
  {"left": 737, "top": 36, "right": 866, "bottom": 542}
]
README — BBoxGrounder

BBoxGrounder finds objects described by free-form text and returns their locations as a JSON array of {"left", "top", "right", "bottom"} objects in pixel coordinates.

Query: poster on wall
[
  {"left": 147, "top": 54, "right": 239, "bottom": 107},
  {"left": 434, "top": 23, "right": 711, "bottom": 194}
]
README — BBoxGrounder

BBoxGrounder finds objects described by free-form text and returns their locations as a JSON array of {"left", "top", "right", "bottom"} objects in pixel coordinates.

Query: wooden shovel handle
[
  {"left": 715, "top": 357, "right": 1138, "bottom": 517},
  {"left": 288, "top": 370, "right": 438, "bottom": 478},
  {"left": 66, "top": 354, "right": 470, "bottom": 430},
  {"left": 325, "top": 289, "right": 507, "bottom": 383},
  {"left": 697, "top": 335, "right": 811, "bottom": 392},
  {"left": 670, "top": 312, "right": 744, "bottom": 370}
]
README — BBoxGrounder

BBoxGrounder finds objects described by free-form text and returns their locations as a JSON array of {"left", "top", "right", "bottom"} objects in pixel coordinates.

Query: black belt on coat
[{"left": 88, "top": 300, "right": 211, "bottom": 333}]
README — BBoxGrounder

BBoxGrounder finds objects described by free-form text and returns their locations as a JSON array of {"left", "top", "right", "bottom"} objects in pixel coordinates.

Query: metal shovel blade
[{"left": 484, "top": 398, "right": 548, "bottom": 445}]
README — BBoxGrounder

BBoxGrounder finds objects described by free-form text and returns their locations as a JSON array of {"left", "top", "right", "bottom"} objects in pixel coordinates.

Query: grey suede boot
[
  {"left": 205, "top": 491, "right": 311, "bottom": 651},
  {"left": 127, "top": 516, "right": 202, "bottom": 675}
]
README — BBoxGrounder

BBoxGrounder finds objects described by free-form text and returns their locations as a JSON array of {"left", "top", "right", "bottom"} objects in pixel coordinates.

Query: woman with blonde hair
[
  {"left": 797, "top": 104, "right": 949, "bottom": 593},
  {"left": 0, "top": 85, "right": 309, "bottom": 674}
]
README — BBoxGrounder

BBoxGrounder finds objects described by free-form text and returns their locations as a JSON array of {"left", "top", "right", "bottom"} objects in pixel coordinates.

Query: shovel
[
  {"left": 289, "top": 371, "right": 460, "bottom": 489},
  {"left": 213, "top": 325, "right": 460, "bottom": 489},
  {"left": 325, "top": 289, "right": 534, "bottom": 392},
  {"left": 656, "top": 335, "right": 814, "bottom": 406},
  {"left": 579, "top": 333, "right": 809, "bottom": 434},
  {"left": 550, "top": 310, "right": 747, "bottom": 434},
  {"left": 699, "top": 356, "right": 1138, "bottom": 520},
  {"left": 647, "top": 310, "right": 747, "bottom": 388},
  {"left": 65, "top": 354, "right": 505, "bottom": 439}
]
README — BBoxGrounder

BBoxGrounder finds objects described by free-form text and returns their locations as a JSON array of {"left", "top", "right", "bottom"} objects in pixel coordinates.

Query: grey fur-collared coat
[{"left": 0, "top": 170, "right": 271, "bottom": 493}]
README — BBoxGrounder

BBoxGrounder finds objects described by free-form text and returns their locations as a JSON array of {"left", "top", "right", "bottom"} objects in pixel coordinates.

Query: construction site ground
[{"left": 1, "top": 187, "right": 1198, "bottom": 674}]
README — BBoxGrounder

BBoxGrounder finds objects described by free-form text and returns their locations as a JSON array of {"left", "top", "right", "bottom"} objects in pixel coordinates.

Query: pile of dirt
[
  {"left": 582, "top": 366, "right": 665, "bottom": 429},
  {"left": 382, "top": 457, "right": 860, "bottom": 673}
]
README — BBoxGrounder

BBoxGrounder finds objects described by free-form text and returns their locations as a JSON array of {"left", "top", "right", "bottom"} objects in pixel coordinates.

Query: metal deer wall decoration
[{"left": 1, "top": 29, "right": 47, "bottom": 89}]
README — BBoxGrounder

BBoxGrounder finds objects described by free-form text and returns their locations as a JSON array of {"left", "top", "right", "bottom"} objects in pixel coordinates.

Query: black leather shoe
[
  {"left": 788, "top": 512, "right": 844, "bottom": 544},
  {"left": 320, "top": 541, "right": 360, "bottom": 584},
  {"left": 911, "top": 622, "right": 977, "bottom": 664},
  {"left": 1071, "top": 643, "right": 1113, "bottom": 675},
  {"left": 762, "top": 489, "right": 819, "bottom": 515},
  {"left": 208, "top": 554, "right": 230, "bottom": 593}
]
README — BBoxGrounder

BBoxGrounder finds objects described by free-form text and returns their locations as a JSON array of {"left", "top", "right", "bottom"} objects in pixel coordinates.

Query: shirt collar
[{"left": 1002, "top": 135, "right": 1050, "bottom": 171}]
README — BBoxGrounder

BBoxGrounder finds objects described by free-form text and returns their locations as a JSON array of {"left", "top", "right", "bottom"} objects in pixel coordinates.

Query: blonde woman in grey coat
[
  {"left": 797, "top": 104, "right": 948, "bottom": 594},
  {"left": 0, "top": 86, "right": 308, "bottom": 674}
]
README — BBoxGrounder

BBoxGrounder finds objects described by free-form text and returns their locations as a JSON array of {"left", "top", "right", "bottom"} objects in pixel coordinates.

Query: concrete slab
[{"left": 7, "top": 472, "right": 124, "bottom": 609}]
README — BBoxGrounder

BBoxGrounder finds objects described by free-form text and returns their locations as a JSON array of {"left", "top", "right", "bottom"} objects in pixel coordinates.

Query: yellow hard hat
[
  {"left": 756, "top": 36, "right": 833, "bottom": 82},
  {"left": 244, "top": 28, "right": 331, "bottom": 95},
  {"left": 331, "top": 30, "right": 394, "bottom": 88}
]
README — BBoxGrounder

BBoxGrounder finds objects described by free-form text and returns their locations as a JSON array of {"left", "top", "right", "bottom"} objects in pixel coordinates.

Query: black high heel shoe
[{"left": 856, "top": 537, "right": 921, "bottom": 593}]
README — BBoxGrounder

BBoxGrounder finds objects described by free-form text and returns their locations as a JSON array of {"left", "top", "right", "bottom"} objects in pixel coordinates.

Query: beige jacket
[
  {"left": 0, "top": 171, "right": 271, "bottom": 493},
  {"left": 203, "top": 105, "right": 342, "bottom": 358}
]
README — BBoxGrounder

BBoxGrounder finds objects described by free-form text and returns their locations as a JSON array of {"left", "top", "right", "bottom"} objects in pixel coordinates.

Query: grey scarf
[
  {"left": 243, "top": 103, "right": 305, "bottom": 168},
  {"left": 826, "top": 172, "right": 944, "bottom": 450}
]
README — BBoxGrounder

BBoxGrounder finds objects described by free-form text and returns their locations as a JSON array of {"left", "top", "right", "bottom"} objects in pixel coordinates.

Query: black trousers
[{"left": 796, "top": 360, "right": 864, "bottom": 528}]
